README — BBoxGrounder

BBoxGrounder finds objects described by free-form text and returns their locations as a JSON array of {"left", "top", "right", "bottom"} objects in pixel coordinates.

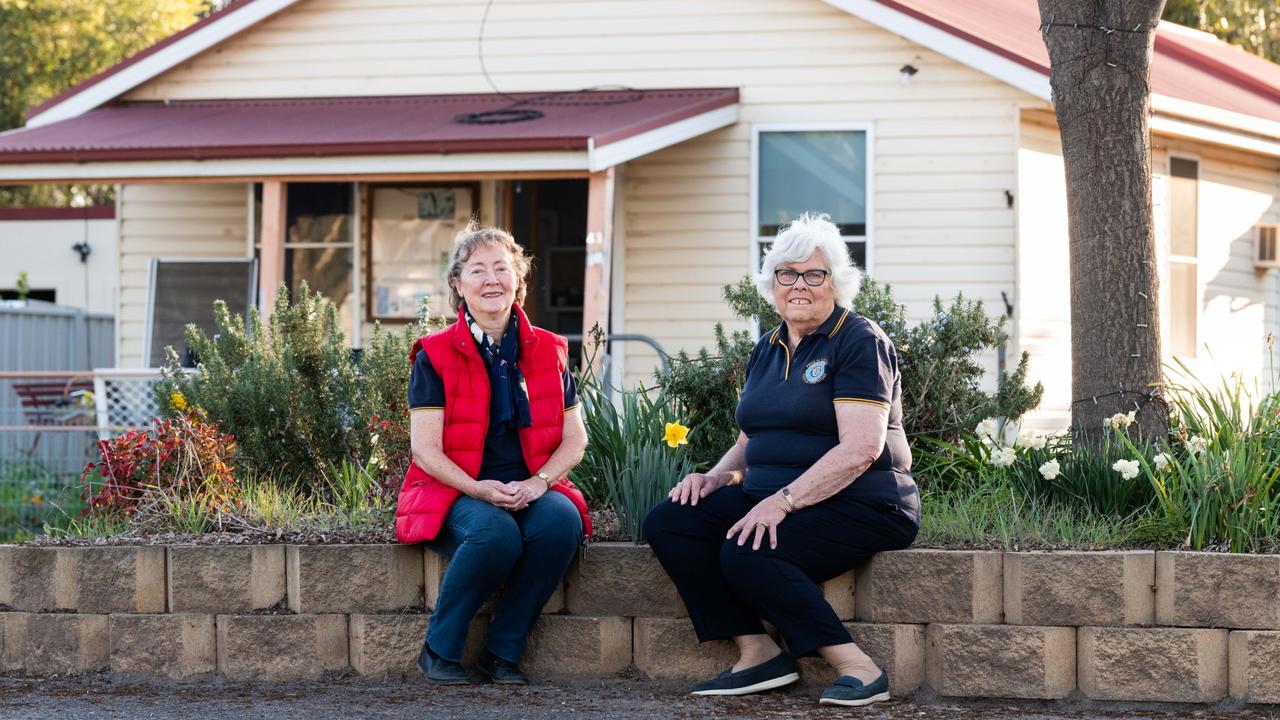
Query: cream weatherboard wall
[
  {"left": 116, "top": 184, "right": 249, "bottom": 366},
  {"left": 117, "top": 0, "right": 1033, "bottom": 385},
  {"left": 1017, "top": 110, "right": 1280, "bottom": 431}
]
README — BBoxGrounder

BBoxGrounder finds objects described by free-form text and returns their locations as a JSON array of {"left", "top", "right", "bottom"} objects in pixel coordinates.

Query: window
[
  {"left": 254, "top": 182, "right": 356, "bottom": 341},
  {"left": 1169, "top": 157, "right": 1198, "bottom": 357},
  {"left": 755, "top": 128, "right": 869, "bottom": 270}
]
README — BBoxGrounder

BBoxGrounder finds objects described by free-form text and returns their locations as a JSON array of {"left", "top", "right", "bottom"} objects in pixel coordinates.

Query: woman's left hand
[
  {"left": 727, "top": 497, "right": 789, "bottom": 551},
  {"left": 511, "top": 477, "right": 547, "bottom": 510}
]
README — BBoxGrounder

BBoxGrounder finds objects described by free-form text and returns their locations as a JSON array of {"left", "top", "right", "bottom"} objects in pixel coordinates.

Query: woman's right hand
[
  {"left": 669, "top": 472, "right": 728, "bottom": 506},
  {"left": 472, "top": 479, "right": 524, "bottom": 510}
]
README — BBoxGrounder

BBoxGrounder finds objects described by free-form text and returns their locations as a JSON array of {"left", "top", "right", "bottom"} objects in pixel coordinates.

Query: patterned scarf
[{"left": 464, "top": 307, "right": 532, "bottom": 434}]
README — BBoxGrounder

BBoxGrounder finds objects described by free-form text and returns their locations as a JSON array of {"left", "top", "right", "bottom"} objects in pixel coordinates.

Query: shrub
[
  {"left": 659, "top": 275, "right": 1044, "bottom": 467},
  {"left": 82, "top": 400, "right": 240, "bottom": 533},
  {"left": 158, "top": 285, "right": 443, "bottom": 496}
]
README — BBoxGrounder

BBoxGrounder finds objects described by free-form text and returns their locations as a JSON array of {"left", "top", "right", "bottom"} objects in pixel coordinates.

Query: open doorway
[{"left": 508, "top": 179, "right": 589, "bottom": 363}]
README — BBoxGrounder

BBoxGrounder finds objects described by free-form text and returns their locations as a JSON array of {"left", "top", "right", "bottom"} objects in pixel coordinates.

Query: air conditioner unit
[{"left": 1256, "top": 225, "right": 1280, "bottom": 269}]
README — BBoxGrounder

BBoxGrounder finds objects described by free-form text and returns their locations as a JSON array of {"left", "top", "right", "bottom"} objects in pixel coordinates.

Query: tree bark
[{"left": 1038, "top": 0, "right": 1169, "bottom": 442}]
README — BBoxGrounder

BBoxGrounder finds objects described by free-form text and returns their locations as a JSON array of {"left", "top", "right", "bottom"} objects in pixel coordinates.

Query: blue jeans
[{"left": 424, "top": 491, "right": 582, "bottom": 663}]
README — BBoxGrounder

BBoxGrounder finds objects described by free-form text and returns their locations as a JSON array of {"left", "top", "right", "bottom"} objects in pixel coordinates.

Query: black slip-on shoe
[
  {"left": 690, "top": 652, "right": 799, "bottom": 696},
  {"left": 819, "top": 671, "right": 891, "bottom": 707},
  {"left": 475, "top": 648, "right": 529, "bottom": 685},
  {"left": 417, "top": 643, "right": 470, "bottom": 685}
]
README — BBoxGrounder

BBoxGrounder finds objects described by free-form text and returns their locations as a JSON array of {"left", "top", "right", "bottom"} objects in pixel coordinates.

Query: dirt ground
[{"left": 3, "top": 675, "right": 1280, "bottom": 720}]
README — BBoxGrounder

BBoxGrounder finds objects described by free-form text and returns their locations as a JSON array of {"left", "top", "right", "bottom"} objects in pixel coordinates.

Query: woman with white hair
[{"left": 644, "top": 213, "right": 919, "bottom": 708}]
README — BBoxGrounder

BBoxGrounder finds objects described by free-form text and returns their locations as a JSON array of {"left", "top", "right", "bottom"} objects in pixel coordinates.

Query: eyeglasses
[{"left": 774, "top": 268, "right": 830, "bottom": 287}]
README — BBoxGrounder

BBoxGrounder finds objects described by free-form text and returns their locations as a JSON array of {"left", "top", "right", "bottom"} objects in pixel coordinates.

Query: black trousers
[{"left": 643, "top": 486, "right": 917, "bottom": 658}]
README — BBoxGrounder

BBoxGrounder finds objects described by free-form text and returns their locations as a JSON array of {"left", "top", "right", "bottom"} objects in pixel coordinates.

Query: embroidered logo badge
[{"left": 803, "top": 359, "right": 828, "bottom": 384}]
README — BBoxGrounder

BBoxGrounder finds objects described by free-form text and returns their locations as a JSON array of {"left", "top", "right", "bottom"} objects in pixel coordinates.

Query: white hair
[{"left": 754, "top": 213, "right": 861, "bottom": 308}]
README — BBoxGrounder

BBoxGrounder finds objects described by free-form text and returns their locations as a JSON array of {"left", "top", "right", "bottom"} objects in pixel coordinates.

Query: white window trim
[
  {"left": 1166, "top": 152, "right": 1202, "bottom": 359},
  {"left": 749, "top": 123, "right": 876, "bottom": 283}
]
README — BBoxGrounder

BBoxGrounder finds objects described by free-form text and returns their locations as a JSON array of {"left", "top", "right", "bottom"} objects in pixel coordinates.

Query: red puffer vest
[{"left": 395, "top": 305, "right": 591, "bottom": 544}]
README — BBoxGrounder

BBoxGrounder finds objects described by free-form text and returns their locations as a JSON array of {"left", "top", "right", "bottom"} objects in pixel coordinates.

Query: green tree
[
  {"left": 1164, "top": 1, "right": 1280, "bottom": 61},
  {"left": 0, "top": 0, "right": 208, "bottom": 206}
]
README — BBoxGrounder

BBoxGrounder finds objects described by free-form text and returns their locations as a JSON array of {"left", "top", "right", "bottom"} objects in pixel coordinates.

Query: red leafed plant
[
  {"left": 81, "top": 393, "right": 240, "bottom": 528},
  {"left": 366, "top": 413, "right": 409, "bottom": 499}
]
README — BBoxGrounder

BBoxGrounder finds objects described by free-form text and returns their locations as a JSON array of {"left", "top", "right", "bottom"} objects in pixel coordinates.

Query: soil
[{"left": 2, "top": 675, "right": 1277, "bottom": 720}]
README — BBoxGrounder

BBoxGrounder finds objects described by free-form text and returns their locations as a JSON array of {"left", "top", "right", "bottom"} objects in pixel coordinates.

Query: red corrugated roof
[
  {"left": 0, "top": 89, "right": 738, "bottom": 164},
  {"left": 883, "top": 0, "right": 1280, "bottom": 124}
]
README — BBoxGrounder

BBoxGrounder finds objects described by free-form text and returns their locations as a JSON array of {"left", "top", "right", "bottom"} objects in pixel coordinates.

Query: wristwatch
[{"left": 536, "top": 471, "right": 554, "bottom": 490}]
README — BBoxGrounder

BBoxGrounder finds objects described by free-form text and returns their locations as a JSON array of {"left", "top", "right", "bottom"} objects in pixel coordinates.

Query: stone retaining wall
[{"left": 2, "top": 545, "right": 1279, "bottom": 704}]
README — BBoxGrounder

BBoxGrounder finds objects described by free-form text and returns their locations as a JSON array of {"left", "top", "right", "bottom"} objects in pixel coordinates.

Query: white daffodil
[
  {"left": 1017, "top": 431, "right": 1047, "bottom": 450},
  {"left": 1153, "top": 453, "right": 1171, "bottom": 472},
  {"left": 991, "top": 447, "right": 1018, "bottom": 468},
  {"left": 1185, "top": 435, "right": 1208, "bottom": 455},
  {"left": 1039, "top": 458, "right": 1061, "bottom": 480},
  {"left": 1106, "top": 411, "right": 1137, "bottom": 431},
  {"left": 975, "top": 417, "right": 999, "bottom": 442},
  {"left": 1112, "top": 458, "right": 1141, "bottom": 481}
]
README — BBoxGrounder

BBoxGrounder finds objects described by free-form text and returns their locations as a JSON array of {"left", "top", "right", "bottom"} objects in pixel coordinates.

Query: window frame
[
  {"left": 1165, "top": 152, "right": 1202, "bottom": 359},
  {"left": 749, "top": 123, "right": 876, "bottom": 280}
]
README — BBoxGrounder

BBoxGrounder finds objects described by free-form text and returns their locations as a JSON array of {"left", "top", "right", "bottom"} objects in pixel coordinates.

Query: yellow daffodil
[
  {"left": 663, "top": 421, "right": 690, "bottom": 448},
  {"left": 171, "top": 391, "right": 188, "bottom": 412}
]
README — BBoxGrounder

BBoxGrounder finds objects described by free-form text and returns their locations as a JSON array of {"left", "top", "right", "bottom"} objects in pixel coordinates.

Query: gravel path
[{"left": 2, "top": 676, "right": 1276, "bottom": 720}]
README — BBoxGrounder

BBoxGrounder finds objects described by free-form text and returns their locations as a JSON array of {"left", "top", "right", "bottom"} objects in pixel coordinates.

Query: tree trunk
[{"left": 1038, "top": 0, "right": 1169, "bottom": 442}]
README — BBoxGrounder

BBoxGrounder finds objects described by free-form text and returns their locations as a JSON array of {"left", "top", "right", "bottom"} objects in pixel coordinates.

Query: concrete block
[
  {"left": 564, "top": 543, "right": 683, "bottom": 617},
  {"left": 798, "top": 623, "right": 925, "bottom": 697},
  {"left": 1078, "top": 626, "right": 1227, "bottom": 702},
  {"left": 822, "top": 570, "right": 856, "bottom": 621},
  {"left": 856, "top": 550, "right": 1002, "bottom": 624},
  {"left": 425, "top": 550, "right": 563, "bottom": 615},
  {"left": 1229, "top": 631, "right": 1280, "bottom": 703},
  {"left": 168, "top": 545, "right": 285, "bottom": 612},
  {"left": 632, "top": 617, "right": 737, "bottom": 680},
  {"left": 1156, "top": 552, "right": 1280, "bottom": 629},
  {"left": 110, "top": 614, "right": 215, "bottom": 678},
  {"left": 1004, "top": 551, "right": 1154, "bottom": 626},
  {"left": 69, "top": 546, "right": 166, "bottom": 613},
  {"left": 523, "top": 615, "right": 631, "bottom": 677},
  {"left": 1, "top": 612, "right": 109, "bottom": 674},
  {"left": 349, "top": 613, "right": 489, "bottom": 677},
  {"left": 286, "top": 544, "right": 422, "bottom": 614},
  {"left": 926, "top": 624, "right": 1074, "bottom": 699},
  {"left": 216, "top": 614, "right": 348, "bottom": 680},
  {"left": 350, "top": 613, "right": 428, "bottom": 678},
  {"left": 0, "top": 547, "right": 72, "bottom": 611}
]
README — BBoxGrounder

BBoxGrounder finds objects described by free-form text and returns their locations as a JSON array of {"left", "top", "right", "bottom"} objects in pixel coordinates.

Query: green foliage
[
  {"left": 0, "top": 455, "right": 82, "bottom": 542},
  {"left": 1005, "top": 433, "right": 1158, "bottom": 517},
  {"left": 662, "top": 275, "right": 1043, "bottom": 466},
  {"left": 653, "top": 323, "right": 755, "bottom": 469},
  {"left": 15, "top": 270, "right": 28, "bottom": 301},
  {"left": 1164, "top": 1, "right": 1280, "bottom": 62},
  {"left": 1121, "top": 361, "right": 1280, "bottom": 552},
  {"left": 576, "top": 342, "right": 693, "bottom": 540},
  {"left": 917, "top": 472, "right": 1170, "bottom": 549}
]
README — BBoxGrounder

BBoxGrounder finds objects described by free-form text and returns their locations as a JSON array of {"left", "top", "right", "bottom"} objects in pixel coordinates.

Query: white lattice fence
[{"left": 92, "top": 370, "right": 188, "bottom": 439}]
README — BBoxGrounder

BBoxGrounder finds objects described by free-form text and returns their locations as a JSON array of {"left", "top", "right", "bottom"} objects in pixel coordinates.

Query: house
[{"left": 1, "top": 0, "right": 1278, "bottom": 430}]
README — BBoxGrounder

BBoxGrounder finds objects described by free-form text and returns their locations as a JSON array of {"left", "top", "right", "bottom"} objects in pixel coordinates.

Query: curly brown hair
[{"left": 445, "top": 221, "right": 532, "bottom": 313}]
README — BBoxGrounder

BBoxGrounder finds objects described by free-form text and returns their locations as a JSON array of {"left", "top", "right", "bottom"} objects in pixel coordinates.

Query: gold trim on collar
[{"left": 829, "top": 308, "right": 852, "bottom": 338}]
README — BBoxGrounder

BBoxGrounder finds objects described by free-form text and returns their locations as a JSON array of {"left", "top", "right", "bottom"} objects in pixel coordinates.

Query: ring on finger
[{"left": 755, "top": 522, "right": 768, "bottom": 530}]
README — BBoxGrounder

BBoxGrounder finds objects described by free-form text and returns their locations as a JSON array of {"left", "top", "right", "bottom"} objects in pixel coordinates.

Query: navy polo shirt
[
  {"left": 735, "top": 306, "right": 919, "bottom": 524},
  {"left": 409, "top": 351, "right": 578, "bottom": 483}
]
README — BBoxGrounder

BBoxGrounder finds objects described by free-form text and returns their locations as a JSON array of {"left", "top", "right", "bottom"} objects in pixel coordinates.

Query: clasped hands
[
  {"left": 669, "top": 471, "right": 791, "bottom": 551},
  {"left": 473, "top": 477, "right": 546, "bottom": 510}
]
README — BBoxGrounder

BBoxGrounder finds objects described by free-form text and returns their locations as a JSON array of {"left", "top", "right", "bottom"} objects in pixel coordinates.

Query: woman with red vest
[{"left": 396, "top": 223, "right": 590, "bottom": 686}]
